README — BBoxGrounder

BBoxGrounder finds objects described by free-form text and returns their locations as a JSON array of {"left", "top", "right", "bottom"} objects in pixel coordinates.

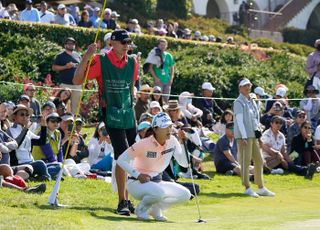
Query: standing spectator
[
  {"left": 89, "top": 7, "right": 100, "bottom": 28},
  {"left": 300, "top": 85, "right": 320, "bottom": 130},
  {"left": 54, "top": 4, "right": 75, "bottom": 26},
  {"left": 305, "top": 39, "right": 320, "bottom": 90},
  {"left": 74, "top": 30, "right": 138, "bottom": 216},
  {"left": 52, "top": 37, "right": 82, "bottom": 114},
  {"left": 77, "top": 10, "right": 92, "bottom": 28},
  {"left": 134, "top": 84, "right": 152, "bottom": 122},
  {"left": 20, "top": 0, "right": 40, "bottom": 23},
  {"left": 253, "top": 86, "right": 268, "bottom": 113},
  {"left": 148, "top": 39, "right": 175, "bottom": 103},
  {"left": 24, "top": 83, "right": 41, "bottom": 116},
  {"left": 194, "top": 82, "right": 223, "bottom": 128},
  {"left": 233, "top": 78, "right": 274, "bottom": 197},
  {"left": 39, "top": 1, "right": 54, "bottom": 24}
]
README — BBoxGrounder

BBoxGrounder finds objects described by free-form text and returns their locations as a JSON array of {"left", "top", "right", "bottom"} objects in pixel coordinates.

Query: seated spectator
[
  {"left": 0, "top": 164, "right": 46, "bottom": 193},
  {"left": 32, "top": 112, "right": 62, "bottom": 179},
  {"left": 262, "top": 116, "right": 318, "bottom": 179},
  {"left": 138, "top": 112, "right": 153, "bottom": 124},
  {"left": 88, "top": 122, "right": 113, "bottom": 171},
  {"left": 7, "top": 105, "right": 51, "bottom": 181},
  {"left": 166, "top": 22, "right": 177, "bottom": 38},
  {"left": 194, "top": 82, "right": 223, "bottom": 129},
  {"left": 150, "top": 86, "right": 164, "bottom": 107},
  {"left": 212, "top": 122, "right": 246, "bottom": 176},
  {"left": 208, "top": 35, "right": 215, "bottom": 42},
  {"left": 134, "top": 84, "right": 152, "bottom": 122},
  {"left": 265, "top": 87, "right": 287, "bottom": 113},
  {"left": 77, "top": 10, "right": 92, "bottom": 28},
  {"left": 149, "top": 101, "right": 162, "bottom": 116},
  {"left": 131, "top": 19, "right": 141, "bottom": 34},
  {"left": 0, "top": 102, "right": 11, "bottom": 131},
  {"left": 18, "top": 95, "right": 30, "bottom": 108},
  {"left": 182, "top": 28, "right": 192, "bottom": 40},
  {"left": 100, "top": 32, "right": 112, "bottom": 54},
  {"left": 42, "top": 101, "right": 56, "bottom": 117},
  {"left": 212, "top": 109, "right": 234, "bottom": 137},
  {"left": 300, "top": 85, "right": 320, "bottom": 131},
  {"left": 7, "top": 3, "right": 19, "bottom": 20},
  {"left": 20, "top": 0, "right": 40, "bottom": 23},
  {"left": 291, "top": 121, "right": 320, "bottom": 166},
  {"left": 0, "top": 127, "right": 18, "bottom": 164},
  {"left": 55, "top": 101, "right": 67, "bottom": 116},
  {"left": 179, "top": 92, "right": 203, "bottom": 127},
  {"left": 193, "top": 31, "right": 201, "bottom": 41},
  {"left": 287, "top": 110, "right": 306, "bottom": 153},
  {"left": 24, "top": 83, "right": 41, "bottom": 116},
  {"left": 39, "top": 1, "right": 55, "bottom": 24},
  {"left": 146, "top": 22, "right": 156, "bottom": 35},
  {"left": 111, "top": 11, "right": 120, "bottom": 29},
  {"left": 100, "top": 8, "right": 117, "bottom": 30},
  {"left": 165, "top": 100, "right": 189, "bottom": 128},
  {"left": 53, "top": 87, "right": 72, "bottom": 112},
  {"left": 70, "top": 116, "right": 89, "bottom": 163},
  {"left": 135, "top": 121, "right": 151, "bottom": 142}
]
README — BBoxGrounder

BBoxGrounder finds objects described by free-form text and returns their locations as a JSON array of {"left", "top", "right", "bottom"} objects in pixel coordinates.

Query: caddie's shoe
[
  {"left": 256, "top": 187, "right": 275, "bottom": 197},
  {"left": 305, "top": 163, "right": 317, "bottom": 180},
  {"left": 116, "top": 200, "right": 130, "bottom": 216},
  {"left": 244, "top": 188, "right": 259, "bottom": 198},
  {"left": 127, "top": 200, "right": 135, "bottom": 214},
  {"left": 149, "top": 205, "right": 167, "bottom": 222},
  {"left": 135, "top": 202, "right": 149, "bottom": 220}
]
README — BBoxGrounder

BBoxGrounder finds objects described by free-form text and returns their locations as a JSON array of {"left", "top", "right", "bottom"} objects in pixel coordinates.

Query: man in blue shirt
[{"left": 20, "top": 0, "right": 40, "bottom": 23}]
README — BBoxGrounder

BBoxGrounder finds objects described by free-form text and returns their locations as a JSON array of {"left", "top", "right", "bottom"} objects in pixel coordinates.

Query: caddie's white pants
[{"left": 127, "top": 180, "right": 191, "bottom": 210}]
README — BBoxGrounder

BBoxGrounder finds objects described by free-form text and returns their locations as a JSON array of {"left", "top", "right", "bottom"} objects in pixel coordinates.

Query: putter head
[{"left": 197, "top": 219, "right": 207, "bottom": 223}]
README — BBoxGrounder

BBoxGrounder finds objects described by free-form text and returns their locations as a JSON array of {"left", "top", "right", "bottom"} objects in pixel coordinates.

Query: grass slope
[{"left": 0, "top": 159, "right": 319, "bottom": 230}]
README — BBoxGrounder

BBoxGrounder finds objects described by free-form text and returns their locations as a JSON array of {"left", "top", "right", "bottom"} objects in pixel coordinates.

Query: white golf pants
[{"left": 127, "top": 180, "right": 191, "bottom": 210}]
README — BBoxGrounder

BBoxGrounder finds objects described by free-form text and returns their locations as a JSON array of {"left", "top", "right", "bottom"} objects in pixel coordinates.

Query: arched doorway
[
  {"left": 206, "top": 0, "right": 221, "bottom": 18},
  {"left": 307, "top": 3, "right": 320, "bottom": 30}
]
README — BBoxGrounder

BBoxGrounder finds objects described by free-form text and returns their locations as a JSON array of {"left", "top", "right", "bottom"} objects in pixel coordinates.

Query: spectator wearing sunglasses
[
  {"left": 32, "top": 113, "right": 62, "bottom": 179},
  {"left": 287, "top": 110, "right": 306, "bottom": 153},
  {"left": 7, "top": 105, "right": 51, "bottom": 181},
  {"left": 74, "top": 29, "right": 138, "bottom": 216}
]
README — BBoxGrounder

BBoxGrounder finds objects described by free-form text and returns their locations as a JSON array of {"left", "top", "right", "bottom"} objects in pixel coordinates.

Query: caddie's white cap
[{"left": 151, "top": 112, "right": 173, "bottom": 128}]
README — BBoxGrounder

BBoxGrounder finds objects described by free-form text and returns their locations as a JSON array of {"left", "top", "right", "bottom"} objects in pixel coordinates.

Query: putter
[{"left": 183, "top": 141, "right": 206, "bottom": 223}]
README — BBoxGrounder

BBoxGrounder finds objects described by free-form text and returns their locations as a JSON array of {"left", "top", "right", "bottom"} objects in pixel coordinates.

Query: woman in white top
[
  {"left": 178, "top": 91, "right": 203, "bottom": 126},
  {"left": 88, "top": 122, "right": 113, "bottom": 171},
  {"left": 117, "top": 112, "right": 191, "bottom": 221},
  {"left": 213, "top": 109, "right": 234, "bottom": 136}
]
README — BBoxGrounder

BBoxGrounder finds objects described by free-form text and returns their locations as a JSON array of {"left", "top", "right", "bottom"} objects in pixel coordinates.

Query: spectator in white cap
[
  {"left": 194, "top": 82, "right": 223, "bottom": 129},
  {"left": 54, "top": 4, "right": 76, "bottom": 26},
  {"left": 265, "top": 87, "right": 287, "bottom": 113},
  {"left": 90, "top": 7, "right": 100, "bottom": 28},
  {"left": 178, "top": 91, "right": 203, "bottom": 127},
  {"left": 100, "top": 32, "right": 112, "bottom": 54},
  {"left": 117, "top": 112, "right": 191, "bottom": 221},
  {"left": 149, "top": 101, "right": 162, "bottom": 116},
  {"left": 233, "top": 78, "right": 275, "bottom": 198},
  {"left": 253, "top": 86, "right": 268, "bottom": 113}
]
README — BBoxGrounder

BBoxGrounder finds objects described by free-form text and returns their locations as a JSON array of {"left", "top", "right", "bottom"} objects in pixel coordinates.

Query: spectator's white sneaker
[
  {"left": 256, "top": 187, "right": 275, "bottom": 197},
  {"left": 135, "top": 202, "right": 149, "bottom": 220},
  {"left": 244, "top": 188, "right": 259, "bottom": 198},
  {"left": 149, "top": 205, "right": 167, "bottom": 222},
  {"left": 271, "top": 168, "right": 284, "bottom": 175}
]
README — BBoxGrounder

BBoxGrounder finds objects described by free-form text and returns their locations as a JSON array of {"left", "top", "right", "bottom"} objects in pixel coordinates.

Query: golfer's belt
[{"left": 128, "top": 174, "right": 162, "bottom": 183}]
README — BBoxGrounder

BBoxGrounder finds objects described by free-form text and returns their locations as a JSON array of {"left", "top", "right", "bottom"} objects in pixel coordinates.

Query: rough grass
[{"left": 0, "top": 158, "right": 319, "bottom": 230}]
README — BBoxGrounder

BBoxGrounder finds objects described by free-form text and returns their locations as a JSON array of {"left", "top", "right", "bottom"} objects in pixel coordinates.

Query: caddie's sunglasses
[{"left": 120, "top": 40, "right": 132, "bottom": 45}]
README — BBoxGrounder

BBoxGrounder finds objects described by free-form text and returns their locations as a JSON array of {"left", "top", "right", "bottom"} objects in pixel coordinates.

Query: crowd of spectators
[{"left": 0, "top": 0, "right": 235, "bottom": 44}]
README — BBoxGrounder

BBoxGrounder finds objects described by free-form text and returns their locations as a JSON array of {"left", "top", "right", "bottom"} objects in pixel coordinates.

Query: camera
[
  {"left": 68, "top": 124, "right": 73, "bottom": 132},
  {"left": 102, "top": 129, "right": 108, "bottom": 137}
]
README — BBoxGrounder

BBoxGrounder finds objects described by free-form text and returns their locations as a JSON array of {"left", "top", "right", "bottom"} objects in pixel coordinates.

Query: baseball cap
[
  {"left": 65, "top": 37, "right": 76, "bottom": 44},
  {"left": 94, "top": 7, "right": 100, "bottom": 12},
  {"left": 57, "top": 4, "right": 66, "bottom": 10},
  {"left": 61, "top": 113, "right": 74, "bottom": 122},
  {"left": 46, "top": 112, "right": 62, "bottom": 122},
  {"left": 202, "top": 82, "right": 215, "bottom": 91},
  {"left": 19, "top": 94, "right": 30, "bottom": 102},
  {"left": 75, "top": 116, "right": 83, "bottom": 124},
  {"left": 294, "top": 110, "right": 306, "bottom": 118},
  {"left": 111, "top": 11, "right": 120, "bottom": 17},
  {"left": 239, "top": 78, "right": 252, "bottom": 87},
  {"left": 149, "top": 101, "right": 162, "bottom": 110},
  {"left": 111, "top": 29, "right": 131, "bottom": 42},
  {"left": 254, "top": 87, "right": 267, "bottom": 96},
  {"left": 42, "top": 101, "right": 56, "bottom": 109},
  {"left": 137, "top": 121, "right": 151, "bottom": 131},
  {"left": 26, "top": 0, "right": 32, "bottom": 4},
  {"left": 276, "top": 88, "right": 286, "bottom": 98},
  {"left": 140, "top": 84, "right": 152, "bottom": 92},
  {"left": 98, "top": 122, "right": 105, "bottom": 130},
  {"left": 153, "top": 86, "right": 162, "bottom": 93},
  {"left": 271, "top": 115, "right": 284, "bottom": 124},
  {"left": 152, "top": 112, "right": 173, "bottom": 129}
]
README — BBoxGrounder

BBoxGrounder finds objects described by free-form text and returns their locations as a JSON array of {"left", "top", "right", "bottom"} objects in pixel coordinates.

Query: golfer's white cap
[{"left": 151, "top": 112, "right": 173, "bottom": 128}]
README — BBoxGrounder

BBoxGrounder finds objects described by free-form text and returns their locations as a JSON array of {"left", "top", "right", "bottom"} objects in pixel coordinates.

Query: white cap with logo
[
  {"left": 151, "top": 112, "right": 173, "bottom": 128},
  {"left": 202, "top": 82, "right": 215, "bottom": 91}
]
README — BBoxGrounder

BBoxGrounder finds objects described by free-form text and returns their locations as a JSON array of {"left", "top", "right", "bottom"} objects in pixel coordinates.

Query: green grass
[{"left": 0, "top": 158, "right": 319, "bottom": 229}]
